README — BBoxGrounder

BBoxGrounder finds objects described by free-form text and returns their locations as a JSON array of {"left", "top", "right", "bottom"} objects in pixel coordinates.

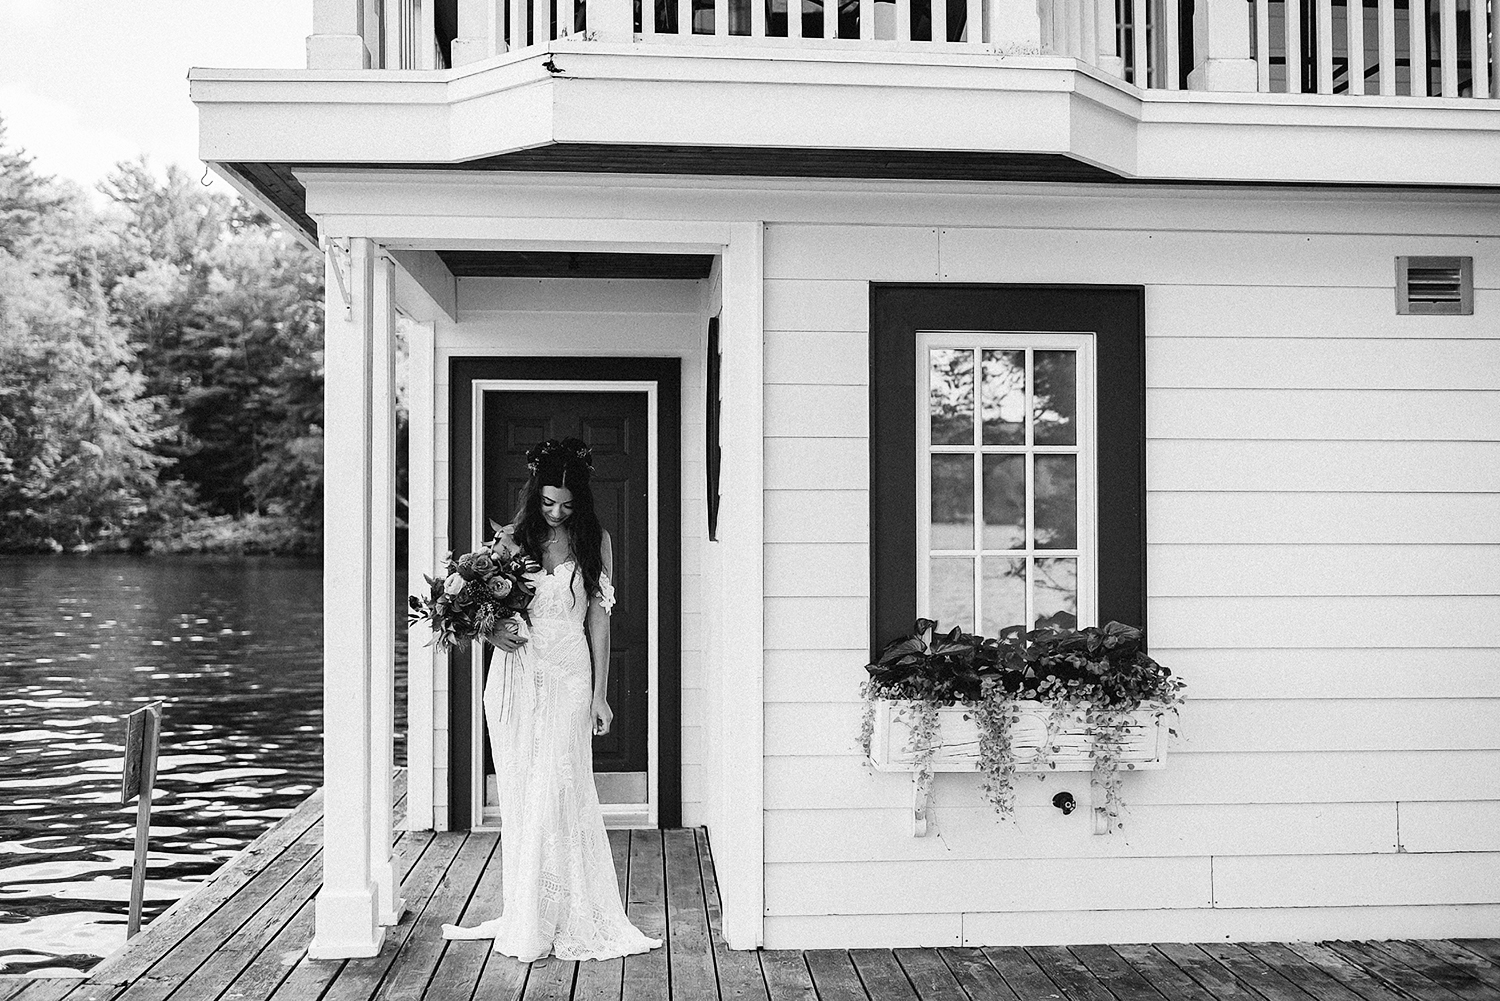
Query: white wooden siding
[{"left": 760, "top": 207, "right": 1500, "bottom": 947}]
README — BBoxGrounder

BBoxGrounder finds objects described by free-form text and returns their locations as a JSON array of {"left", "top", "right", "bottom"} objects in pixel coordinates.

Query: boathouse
[{"left": 191, "top": 0, "right": 1500, "bottom": 959}]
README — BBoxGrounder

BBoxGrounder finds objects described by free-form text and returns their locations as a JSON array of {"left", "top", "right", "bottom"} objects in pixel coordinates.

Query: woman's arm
[{"left": 587, "top": 529, "right": 614, "bottom": 735}]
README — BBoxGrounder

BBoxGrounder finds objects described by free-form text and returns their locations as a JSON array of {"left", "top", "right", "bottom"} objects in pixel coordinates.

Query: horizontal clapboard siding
[
  {"left": 1147, "top": 544, "right": 1500, "bottom": 596},
  {"left": 1149, "top": 389, "right": 1500, "bottom": 440},
  {"left": 766, "top": 803, "right": 1401, "bottom": 861},
  {"left": 765, "top": 857, "right": 1214, "bottom": 914},
  {"left": 757, "top": 214, "right": 1500, "bottom": 942},
  {"left": 763, "top": 904, "right": 1500, "bottom": 949},
  {"left": 764, "top": 751, "right": 1500, "bottom": 808},
  {"left": 764, "top": 699, "right": 1500, "bottom": 755}
]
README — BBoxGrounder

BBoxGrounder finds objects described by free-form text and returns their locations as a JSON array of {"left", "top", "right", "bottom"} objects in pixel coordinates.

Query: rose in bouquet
[{"left": 408, "top": 520, "right": 542, "bottom": 651}]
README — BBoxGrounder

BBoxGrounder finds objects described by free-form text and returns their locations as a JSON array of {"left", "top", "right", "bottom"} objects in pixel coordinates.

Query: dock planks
[{"left": 9, "top": 779, "right": 1498, "bottom": 1001}]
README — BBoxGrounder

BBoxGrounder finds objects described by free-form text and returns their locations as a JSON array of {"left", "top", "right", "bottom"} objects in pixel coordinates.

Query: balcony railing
[{"left": 309, "top": 0, "right": 1499, "bottom": 99}]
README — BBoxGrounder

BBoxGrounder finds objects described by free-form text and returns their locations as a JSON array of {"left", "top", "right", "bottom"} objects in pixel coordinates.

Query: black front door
[
  {"left": 448, "top": 356, "right": 682, "bottom": 830},
  {"left": 481, "top": 389, "right": 650, "bottom": 777}
]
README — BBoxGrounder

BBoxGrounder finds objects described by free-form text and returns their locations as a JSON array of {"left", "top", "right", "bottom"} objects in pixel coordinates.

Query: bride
[{"left": 442, "top": 438, "right": 663, "bottom": 962}]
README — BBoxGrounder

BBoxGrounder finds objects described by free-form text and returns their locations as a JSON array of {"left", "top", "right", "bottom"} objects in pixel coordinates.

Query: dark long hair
[{"left": 512, "top": 438, "right": 603, "bottom": 604}]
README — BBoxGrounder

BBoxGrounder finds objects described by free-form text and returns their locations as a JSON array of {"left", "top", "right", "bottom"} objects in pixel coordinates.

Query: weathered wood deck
[{"left": 4, "top": 777, "right": 1498, "bottom": 1001}]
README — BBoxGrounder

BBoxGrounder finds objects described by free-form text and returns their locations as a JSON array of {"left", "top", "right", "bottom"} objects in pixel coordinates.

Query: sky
[{"left": 0, "top": 0, "right": 312, "bottom": 195}]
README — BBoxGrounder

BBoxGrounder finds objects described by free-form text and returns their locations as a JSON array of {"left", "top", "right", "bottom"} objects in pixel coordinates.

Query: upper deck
[{"left": 190, "top": 0, "right": 1500, "bottom": 238}]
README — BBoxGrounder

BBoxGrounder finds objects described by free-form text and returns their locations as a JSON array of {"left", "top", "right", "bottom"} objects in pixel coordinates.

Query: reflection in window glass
[
  {"left": 981, "top": 454, "right": 1025, "bottom": 550},
  {"left": 1034, "top": 557, "right": 1078, "bottom": 629},
  {"left": 930, "top": 558, "right": 975, "bottom": 632},
  {"left": 930, "top": 454, "right": 974, "bottom": 550},
  {"left": 1033, "top": 454, "right": 1077, "bottom": 549},
  {"left": 929, "top": 349, "right": 974, "bottom": 445},
  {"left": 981, "top": 349, "right": 1025, "bottom": 445},
  {"left": 1033, "top": 350, "right": 1076, "bottom": 445},
  {"left": 982, "top": 558, "right": 1026, "bottom": 636}
]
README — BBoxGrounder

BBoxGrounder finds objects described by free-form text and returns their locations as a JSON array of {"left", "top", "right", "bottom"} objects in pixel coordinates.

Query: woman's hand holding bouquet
[{"left": 408, "top": 520, "right": 541, "bottom": 652}]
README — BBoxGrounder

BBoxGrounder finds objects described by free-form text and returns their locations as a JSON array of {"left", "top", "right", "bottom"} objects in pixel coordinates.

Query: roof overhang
[{"left": 191, "top": 43, "right": 1500, "bottom": 243}]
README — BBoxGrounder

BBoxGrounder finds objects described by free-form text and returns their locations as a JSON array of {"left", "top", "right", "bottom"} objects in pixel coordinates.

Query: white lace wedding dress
[{"left": 441, "top": 559, "right": 663, "bottom": 962}]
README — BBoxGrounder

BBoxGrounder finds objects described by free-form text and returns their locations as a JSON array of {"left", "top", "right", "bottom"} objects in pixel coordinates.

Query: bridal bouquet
[{"left": 408, "top": 521, "right": 541, "bottom": 652}]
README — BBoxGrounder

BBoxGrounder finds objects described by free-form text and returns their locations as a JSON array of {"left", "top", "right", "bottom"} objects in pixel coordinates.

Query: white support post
[
  {"left": 1186, "top": 0, "right": 1259, "bottom": 89},
  {"left": 1438, "top": 0, "right": 1458, "bottom": 95},
  {"left": 1316, "top": 0, "right": 1334, "bottom": 92},
  {"left": 1097, "top": 0, "right": 1123, "bottom": 76},
  {"left": 451, "top": 0, "right": 500, "bottom": 63},
  {"left": 986, "top": 0, "right": 1042, "bottom": 50},
  {"left": 406, "top": 318, "right": 437, "bottom": 834},
  {"left": 309, "top": 237, "right": 384, "bottom": 960},
  {"left": 1408, "top": 0, "right": 1426, "bottom": 95},
  {"left": 1469, "top": 0, "right": 1488, "bottom": 97},
  {"left": 369, "top": 256, "right": 404, "bottom": 928},
  {"left": 1377, "top": 0, "right": 1395, "bottom": 93},
  {"left": 308, "top": 0, "right": 373, "bottom": 68},
  {"left": 714, "top": 223, "right": 765, "bottom": 951}
]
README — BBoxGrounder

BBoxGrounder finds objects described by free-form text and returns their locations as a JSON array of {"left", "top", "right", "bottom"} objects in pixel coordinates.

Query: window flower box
[
  {"left": 867, "top": 698, "right": 1170, "bottom": 835},
  {"left": 859, "top": 619, "right": 1184, "bottom": 836}
]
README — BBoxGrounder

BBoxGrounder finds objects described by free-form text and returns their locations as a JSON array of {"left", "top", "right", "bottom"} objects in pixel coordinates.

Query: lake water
[{"left": 0, "top": 555, "right": 404, "bottom": 977}]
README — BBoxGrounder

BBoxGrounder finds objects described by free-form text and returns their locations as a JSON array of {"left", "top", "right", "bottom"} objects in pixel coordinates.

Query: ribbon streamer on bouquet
[{"left": 495, "top": 617, "right": 532, "bottom": 724}]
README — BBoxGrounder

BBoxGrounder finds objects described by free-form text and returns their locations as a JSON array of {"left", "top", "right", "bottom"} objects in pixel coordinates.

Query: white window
[{"left": 916, "top": 331, "right": 1097, "bottom": 635}]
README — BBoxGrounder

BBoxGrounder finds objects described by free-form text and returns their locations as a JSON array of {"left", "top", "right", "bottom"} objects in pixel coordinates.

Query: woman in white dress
[{"left": 442, "top": 438, "right": 663, "bottom": 962}]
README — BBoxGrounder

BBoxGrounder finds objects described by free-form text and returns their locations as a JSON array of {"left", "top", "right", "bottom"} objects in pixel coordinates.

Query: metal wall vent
[{"left": 1396, "top": 256, "right": 1474, "bottom": 315}]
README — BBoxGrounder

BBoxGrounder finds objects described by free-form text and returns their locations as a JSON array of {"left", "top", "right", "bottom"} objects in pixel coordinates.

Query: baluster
[
  {"left": 1286, "top": 0, "right": 1303, "bottom": 91},
  {"left": 1096, "top": 0, "right": 1121, "bottom": 72},
  {"left": 933, "top": 0, "right": 948, "bottom": 41},
  {"left": 1131, "top": 0, "right": 1148, "bottom": 83},
  {"left": 788, "top": 0, "right": 803, "bottom": 37},
  {"left": 1256, "top": 0, "right": 1271, "bottom": 88},
  {"left": 859, "top": 0, "right": 874, "bottom": 36},
  {"left": 967, "top": 0, "right": 982, "bottom": 42},
  {"left": 1438, "top": 0, "right": 1457, "bottom": 94},
  {"left": 1163, "top": 0, "right": 1180, "bottom": 88},
  {"left": 1077, "top": 0, "right": 1094, "bottom": 61},
  {"left": 1377, "top": 0, "right": 1394, "bottom": 92},
  {"left": 1316, "top": 0, "right": 1334, "bottom": 91},
  {"left": 716, "top": 0, "right": 729, "bottom": 34},
  {"left": 1346, "top": 0, "right": 1365, "bottom": 92},
  {"left": 680, "top": 0, "right": 693, "bottom": 35},
  {"left": 1493, "top": 0, "right": 1500, "bottom": 97},
  {"left": 1409, "top": 0, "right": 1427, "bottom": 94},
  {"left": 823, "top": 0, "right": 836, "bottom": 36},
  {"left": 1039, "top": 0, "right": 1054, "bottom": 50},
  {"left": 1468, "top": 0, "right": 1487, "bottom": 96},
  {"left": 896, "top": 0, "right": 911, "bottom": 42},
  {"left": 751, "top": 0, "right": 766, "bottom": 36}
]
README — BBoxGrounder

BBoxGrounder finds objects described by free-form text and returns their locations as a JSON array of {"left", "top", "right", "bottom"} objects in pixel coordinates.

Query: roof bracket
[{"left": 324, "top": 236, "right": 353, "bottom": 319}]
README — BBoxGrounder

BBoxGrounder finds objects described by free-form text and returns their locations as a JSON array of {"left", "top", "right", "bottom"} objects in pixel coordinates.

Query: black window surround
[{"left": 869, "top": 283, "right": 1148, "bottom": 655}]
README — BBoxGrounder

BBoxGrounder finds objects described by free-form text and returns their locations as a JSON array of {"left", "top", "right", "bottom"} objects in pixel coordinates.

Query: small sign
[{"left": 121, "top": 704, "right": 161, "bottom": 806}]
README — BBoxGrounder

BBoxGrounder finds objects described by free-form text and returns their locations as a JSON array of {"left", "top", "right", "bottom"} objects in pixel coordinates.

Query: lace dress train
[{"left": 441, "top": 562, "right": 662, "bottom": 962}]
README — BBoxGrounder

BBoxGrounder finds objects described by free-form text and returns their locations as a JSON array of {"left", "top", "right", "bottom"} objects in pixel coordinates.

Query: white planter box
[{"left": 866, "top": 698, "right": 1171, "bottom": 835}]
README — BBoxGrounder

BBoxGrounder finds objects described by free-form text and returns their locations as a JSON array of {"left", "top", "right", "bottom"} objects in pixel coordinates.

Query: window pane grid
[{"left": 921, "top": 338, "right": 1088, "bottom": 635}]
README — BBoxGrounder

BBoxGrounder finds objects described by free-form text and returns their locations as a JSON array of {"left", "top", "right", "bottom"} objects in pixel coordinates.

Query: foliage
[
  {"left": 862, "top": 618, "right": 1185, "bottom": 829},
  {"left": 0, "top": 119, "right": 347, "bottom": 554},
  {"left": 409, "top": 523, "right": 542, "bottom": 652}
]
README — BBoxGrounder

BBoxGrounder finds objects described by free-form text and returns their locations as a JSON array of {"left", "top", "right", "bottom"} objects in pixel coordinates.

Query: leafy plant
[{"left": 863, "top": 619, "right": 1185, "bottom": 829}]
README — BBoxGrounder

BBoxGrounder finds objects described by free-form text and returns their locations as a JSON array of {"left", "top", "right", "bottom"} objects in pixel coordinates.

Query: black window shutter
[
  {"left": 706, "top": 315, "right": 722, "bottom": 541},
  {"left": 868, "top": 284, "right": 1148, "bottom": 655}
]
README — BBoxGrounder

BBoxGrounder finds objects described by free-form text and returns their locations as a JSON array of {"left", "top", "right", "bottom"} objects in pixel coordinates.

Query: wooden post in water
[{"left": 120, "top": 702, "right": 163, "bottom": 939}]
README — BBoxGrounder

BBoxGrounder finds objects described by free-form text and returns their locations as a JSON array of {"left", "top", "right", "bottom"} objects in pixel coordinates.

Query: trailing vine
[{"left": 973, "top": 695, "right": 1018, "bottom": 819}]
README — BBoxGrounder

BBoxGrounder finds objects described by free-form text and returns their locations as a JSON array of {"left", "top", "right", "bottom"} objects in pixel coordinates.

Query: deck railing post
[
  {"left": 308, "top": 0, "right": 373, "bottom": 67},
  {"left": 309, "top": 236, "right": 385, "bottom": 960},
  {"left": 451, "top": 0, "right": 500, "bottom": 62},
  {"left": 987, "top": 0, "right": 1042, "bottom": 51},
  {"left": 1185, "top": 0, "right": 1258, "bottom": 89}
]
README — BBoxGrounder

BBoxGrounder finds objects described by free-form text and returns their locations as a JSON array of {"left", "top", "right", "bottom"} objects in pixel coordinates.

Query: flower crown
[{"left": 525, "top": 437, "right": 594, "bottom": 475}]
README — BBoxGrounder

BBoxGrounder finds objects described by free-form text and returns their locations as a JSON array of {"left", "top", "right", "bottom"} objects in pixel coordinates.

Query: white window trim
[{"left": 914, "top": 330, "right": 1099, "bottom": 635}]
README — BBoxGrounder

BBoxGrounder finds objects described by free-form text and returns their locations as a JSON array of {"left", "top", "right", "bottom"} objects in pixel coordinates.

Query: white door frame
[{"left": 468, "top": 378, "right": 661, "bottom": 831}]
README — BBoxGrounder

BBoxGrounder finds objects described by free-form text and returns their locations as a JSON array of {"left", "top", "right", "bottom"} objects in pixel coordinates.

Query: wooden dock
[{"left": 4, "top": 777, "right": 1498, "bottom": 1001}]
